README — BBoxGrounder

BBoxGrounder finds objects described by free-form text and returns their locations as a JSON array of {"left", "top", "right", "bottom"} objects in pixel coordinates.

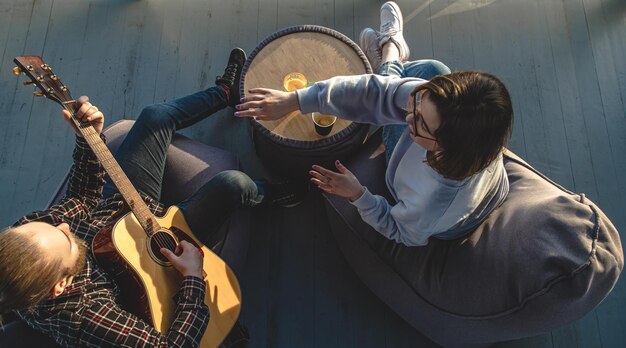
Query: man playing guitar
[{"left": 0, "top": 48, "right": 300, "bottom": 347}]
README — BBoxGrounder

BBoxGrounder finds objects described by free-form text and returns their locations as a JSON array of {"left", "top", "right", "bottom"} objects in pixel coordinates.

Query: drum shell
[{"left": 252, "top": 121, "right": 370, "bottom": 181}]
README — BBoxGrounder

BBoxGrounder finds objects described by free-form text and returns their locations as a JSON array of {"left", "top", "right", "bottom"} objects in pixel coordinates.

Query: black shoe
[
  {"left": 215, "top": 48, "right": 246, "bottom": 107},
  {"left": 261, "top": 180, "right": 308, "bottom": 208}
]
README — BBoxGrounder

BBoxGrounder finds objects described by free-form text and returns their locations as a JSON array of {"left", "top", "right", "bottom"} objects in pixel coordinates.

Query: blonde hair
[{"left": 0, "top": 225, "right": 68, "bottom": 317}]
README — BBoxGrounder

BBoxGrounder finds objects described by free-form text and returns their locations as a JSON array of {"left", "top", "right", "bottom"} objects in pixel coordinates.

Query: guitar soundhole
[{"left": 148, "top": 230, "right": 178, "bottom": 265}]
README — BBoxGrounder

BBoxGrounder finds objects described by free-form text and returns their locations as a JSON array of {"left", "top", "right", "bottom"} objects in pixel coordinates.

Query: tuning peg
[
  {"left": 13, "top": 67, "right": 22, "bottom": 75},
  {"left": 41, "top": 64, "right": 51, "bottom": 71},
  {"left": 33, "top": 91, "right": 44, "bottom": 97},
  {"left": 23, "top": 80, "right": 35, "bottom": 85}
]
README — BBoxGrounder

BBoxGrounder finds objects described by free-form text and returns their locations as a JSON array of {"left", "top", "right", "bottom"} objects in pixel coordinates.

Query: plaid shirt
[{"left": 14, "top": 136, "right": 209, "bottom": 347}]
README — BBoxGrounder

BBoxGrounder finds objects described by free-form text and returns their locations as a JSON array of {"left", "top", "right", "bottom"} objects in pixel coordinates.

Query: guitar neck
[{"left": 64, "top": 101, "right": 159, "bottom": 235}]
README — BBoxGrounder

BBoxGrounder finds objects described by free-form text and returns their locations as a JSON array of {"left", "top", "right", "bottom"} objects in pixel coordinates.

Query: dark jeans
[
  {"left": 102, "top": 87, "right": 263, "bottom": 241},
  {"left": 378, "top": 59, "right": 451, "bottom": 163}
]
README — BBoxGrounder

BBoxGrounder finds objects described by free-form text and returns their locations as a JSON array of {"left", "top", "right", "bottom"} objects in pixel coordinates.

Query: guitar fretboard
[{"left": 65, "top": 101, "right": 159, "bottom": 235}]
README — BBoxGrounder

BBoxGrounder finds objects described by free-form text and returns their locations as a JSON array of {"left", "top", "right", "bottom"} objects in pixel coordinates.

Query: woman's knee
[{"left": 424, "top": 59, "right": 451, "bottom": 76}]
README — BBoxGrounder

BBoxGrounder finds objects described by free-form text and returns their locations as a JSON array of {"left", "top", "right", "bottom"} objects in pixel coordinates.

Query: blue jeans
[
  {"left": 102, "top": 87, "right": 263, "bottom": 242},
  {"left": 378, "top": 59, "right": 451, "bottom": 163}
]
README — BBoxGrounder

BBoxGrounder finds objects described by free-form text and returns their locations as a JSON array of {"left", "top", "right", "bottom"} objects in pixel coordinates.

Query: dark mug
[{"left": 312, "top": 113, "right": 337, "bottom": 136}]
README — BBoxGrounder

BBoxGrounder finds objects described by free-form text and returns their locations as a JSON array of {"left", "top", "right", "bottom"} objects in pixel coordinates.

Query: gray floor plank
[
  {"left": 238, "top": 206, "right": 277, "bottom": 348},
  {"left": 6, "top": 0, "right": 77, "bottom": 221},
  {"left": 352, "top": 1, "right": 378, "bottom": 48},
  {"left": 0, "top": 0, "right": 18, "bottom": 67},
  {"left": 562, "top": 0, "right": 619, "bottom": 210},
  {"left": 579, "top": 0, "right": 626, "bottom": 345},
  {"left": 276, "top": 0, "right": 316, "bottom": 29},
  {"left": 125, "top": 2, "right": 163, "bottom": 120},
  {"left": 315, "top": 0, "right": 334, "bottom": 29},
  {"left": 583, "top": 0, "right": 626, "bottom": 230},
  {"left": 503, "top": 0, "right": 547, "bottom": 173},
  {"left": 80, "top": 0, "right": 132, "bottom": 121},
  {"left": 544, "top": 0, "right": 598, "bottom": 197},
  {"left": 333, "top": 0, "right": 355, "bottom": 40},
  {"left": 535, "top": 0, "right": 577, "bottom": 188},
  {"left": 429, "top": 0, "right": 455, "bottom": 70},
  {"left": 23, "top": 0, "right": 94, "bottom": 213},
  {"left": 526, "top": 0, "right": 574, "bottom": 186},
  {"left": 402, "top": 0, "right": 435, "bottom": 60},
  {"left": 271, "top": 198, "right": 317, "bottom": 348},
  {"left": 0, "top": 0, "right": 41, "bottom": 223},
  {"left": 256, "top": 0, "right": 279, "bottom": 43},
  {"left": 152, "top": 0, "right": 183, "bottom": 105}
]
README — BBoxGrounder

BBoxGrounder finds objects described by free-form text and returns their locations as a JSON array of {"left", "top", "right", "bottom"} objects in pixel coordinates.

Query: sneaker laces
[
  {"left": 219, "top": 63, "right": 238, "bottom": 84},
  {"left": 381, "top": 22, "right": 399, "bottom": 36}
]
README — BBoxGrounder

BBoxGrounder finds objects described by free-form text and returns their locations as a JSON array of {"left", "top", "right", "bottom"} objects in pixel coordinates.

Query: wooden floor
[{"left": 1, "top": 0, "right": 625, "bottom": 346}]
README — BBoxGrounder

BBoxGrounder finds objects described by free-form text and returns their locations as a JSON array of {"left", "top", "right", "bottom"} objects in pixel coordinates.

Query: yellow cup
[{"left": 283, "top": 72, "right": 307, "bottom": 92}]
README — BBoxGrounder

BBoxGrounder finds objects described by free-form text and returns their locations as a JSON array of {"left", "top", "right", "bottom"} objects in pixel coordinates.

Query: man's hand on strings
[
  {"left": 62, "top": 96, "right": 104, "bottom": 136},
  {"left": 160, "top": 241, "right": 204, "bottom": 279}
]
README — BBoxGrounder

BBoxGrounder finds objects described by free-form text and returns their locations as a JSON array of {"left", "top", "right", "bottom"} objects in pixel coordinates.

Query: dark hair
[
  {"left": 0, "top": 225, "right": 70, "bottom": 317},
  {"left": 414, "top": 71, "right": 513, "bottom": 180}
]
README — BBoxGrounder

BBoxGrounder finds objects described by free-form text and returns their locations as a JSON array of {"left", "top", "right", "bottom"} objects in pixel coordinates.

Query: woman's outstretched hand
[
  {"left": 235, "top": 88, "right": 300, "bottom": 121},
  {"left": 310, "top": 160, "right": 365, "bottom": 202}
]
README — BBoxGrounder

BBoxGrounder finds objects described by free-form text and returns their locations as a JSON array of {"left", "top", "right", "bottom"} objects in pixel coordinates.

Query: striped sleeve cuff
[{"left": 178, "top": 276, "right": 207, "bottom": 302}]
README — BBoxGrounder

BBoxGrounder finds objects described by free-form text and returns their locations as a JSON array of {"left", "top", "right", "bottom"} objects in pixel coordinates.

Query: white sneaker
[
  {"left": 359, "top": 28, "right": 382, "bottom": 72},
  {"left": 379, "top": 1, "right": 410, "bottom": 62}
]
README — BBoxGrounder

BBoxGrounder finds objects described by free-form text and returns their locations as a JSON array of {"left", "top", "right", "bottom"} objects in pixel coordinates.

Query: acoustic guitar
[{"left": 13, "top": 56, "right": 241, "bottom": 348}]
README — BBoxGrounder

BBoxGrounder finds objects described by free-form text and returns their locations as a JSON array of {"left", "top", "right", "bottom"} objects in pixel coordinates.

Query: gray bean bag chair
[
  {"left": 323, "top": 130, "right": 623, "bottom": 347},
  {"left": 0, "top": 120, "right": 251, "bottom": 347}
]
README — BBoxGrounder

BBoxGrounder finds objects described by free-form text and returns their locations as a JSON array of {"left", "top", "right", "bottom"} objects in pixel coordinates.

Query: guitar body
[{"left": 92, "top": 206, "right": 241, "bottom": 348}]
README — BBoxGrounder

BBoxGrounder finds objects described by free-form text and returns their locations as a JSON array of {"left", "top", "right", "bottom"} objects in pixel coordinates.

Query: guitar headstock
[{"left": 13, "top": 56, "right": 72, "bottom": 106}]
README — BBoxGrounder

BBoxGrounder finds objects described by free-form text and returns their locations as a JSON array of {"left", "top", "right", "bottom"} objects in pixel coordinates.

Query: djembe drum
[{"left": 240, "top": 25, "right": 372, "bottom": 181}]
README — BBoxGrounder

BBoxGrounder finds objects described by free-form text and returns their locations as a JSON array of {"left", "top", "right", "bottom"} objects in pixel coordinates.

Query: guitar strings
[{"left": 63, "top": 102, "right": 177, "bottom": 252}]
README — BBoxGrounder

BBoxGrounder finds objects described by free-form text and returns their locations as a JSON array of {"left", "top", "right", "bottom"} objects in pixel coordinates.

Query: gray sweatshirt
[{"left": 297, "top": 74, "right": 509, "bottom": 246}]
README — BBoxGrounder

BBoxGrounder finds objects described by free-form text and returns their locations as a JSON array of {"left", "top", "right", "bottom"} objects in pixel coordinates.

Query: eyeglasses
[{"left": 411, "top": 92, "right": 437, "bottom": 142}]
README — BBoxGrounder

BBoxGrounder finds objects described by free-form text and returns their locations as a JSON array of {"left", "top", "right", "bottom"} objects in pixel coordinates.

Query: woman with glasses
[{"left": 235, "top": 4, "right": 513, "bottom": 246}]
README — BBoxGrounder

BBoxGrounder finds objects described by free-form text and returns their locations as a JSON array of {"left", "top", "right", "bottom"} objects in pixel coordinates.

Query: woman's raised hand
[
  {"left": 235, "top": 88, "right": 301, "bottom": 121},
  {"left": 310, "top": 160, "right": 365, "bottom": 202}
]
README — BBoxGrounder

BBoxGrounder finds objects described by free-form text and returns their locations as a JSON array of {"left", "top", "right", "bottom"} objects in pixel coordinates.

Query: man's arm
[
  {"left": 80, "top": 241, "right": 208, "bottom": 347},
  {"left": 59, "top": 134, "right": 106, "bottom": 213},
  {"left": 77, "top": 276, "right": 209, "bottom": 348}
]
